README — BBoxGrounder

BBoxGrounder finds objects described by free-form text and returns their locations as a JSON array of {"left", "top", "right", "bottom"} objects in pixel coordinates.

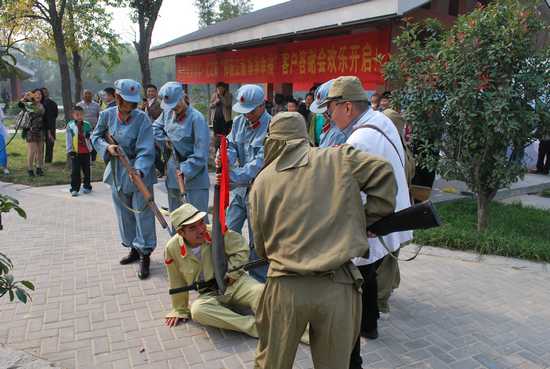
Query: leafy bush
[
  {"left": 0, "top": 194, "right": 34, "bottom": 303},
  {"left": 383, "top": 0, "right": 549, "bottom": 231}
]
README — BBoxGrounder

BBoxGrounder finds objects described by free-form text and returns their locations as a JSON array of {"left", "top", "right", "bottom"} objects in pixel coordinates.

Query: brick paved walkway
[{"left": 1, "top": 181, "right": 550, "bottom": 369}]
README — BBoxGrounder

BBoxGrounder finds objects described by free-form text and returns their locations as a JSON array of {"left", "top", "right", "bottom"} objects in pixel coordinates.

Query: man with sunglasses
[
  {"left": 319, "top": 76, "right": 412, "bottom": 369},
  {"left": 223, "top": 84, "right": 271, "bottom": 283}
]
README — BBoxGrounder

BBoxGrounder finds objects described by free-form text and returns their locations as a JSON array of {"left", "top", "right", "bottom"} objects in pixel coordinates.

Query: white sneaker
[
  {"left": 379, "top": 312, "right": 391, "bottom": 321},
  {"left": 2, "top": 168, "right": 9, "bottom": 175},
  {"left": 71, "top": 191, "right": 79, "bottom": 197}
]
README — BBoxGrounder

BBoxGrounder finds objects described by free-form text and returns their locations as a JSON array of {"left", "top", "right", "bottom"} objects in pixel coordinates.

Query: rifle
[
  {"left": 169, "top": 201, "right": 441, "bottom": 295},
  {"left": 166, "top": 141, "right": 187, "bottom": 202},
  {"left": 367, "top": 200, "right": 441, "bottom": 236},
  {"left": 169, "top": 259, "right": 266, "bottom": 295},
  {"left": 105, "top": 133, "right": 171, "bottom": 234}
]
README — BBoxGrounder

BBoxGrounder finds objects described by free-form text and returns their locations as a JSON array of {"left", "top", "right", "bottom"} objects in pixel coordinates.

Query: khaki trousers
[
  {"left": 190, "top": 274, "right": 263, "bottom": 337},
  {"left": 376, "top": 252, "right": 400, "bottom": 313},
  {"left": 27, "top": 140, "right": 44, "bottom": 170},
  {"left": 254, "top": 273, "right": 361, "bottom": 369}
]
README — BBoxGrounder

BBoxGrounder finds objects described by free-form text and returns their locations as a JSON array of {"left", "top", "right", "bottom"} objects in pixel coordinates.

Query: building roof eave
[{"left": 150, "top": 0, "right": 430, "bottom": 60}]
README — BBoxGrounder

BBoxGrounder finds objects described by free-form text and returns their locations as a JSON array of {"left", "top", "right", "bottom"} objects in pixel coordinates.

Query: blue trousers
[
  {"left": 227, "top": 190, "right": 268, "bottom": 283},
  {"left": 111, "top": 187, "right": 157, "bottom": 255},
  {"left": 167, "top": 186, "right": 209, "bottom": 222}
]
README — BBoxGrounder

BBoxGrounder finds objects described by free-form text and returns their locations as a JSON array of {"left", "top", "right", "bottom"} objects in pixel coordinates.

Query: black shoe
[
  {"left": 362, "top": 328, "right": 378, "bottom": 340},
  {"left": 120, "top": 247, "right": 140, "bottom": 265},
  {"left": 28, "top": 170, "right": 35, "bottom": 177},
  {"left": 138, "top": 253, "right": 150, "bottom": 280},
  {"left": 36, "top": 168, "right": 44, "bottom": 176}
]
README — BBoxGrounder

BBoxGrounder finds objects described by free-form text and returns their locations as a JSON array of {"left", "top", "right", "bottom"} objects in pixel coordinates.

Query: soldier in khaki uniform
[
  {"left": 163, "top": 203, "right": 264, "bottom": 337},
  {"left": 248, "top": 112, "right": 397, "bottom": 369}
]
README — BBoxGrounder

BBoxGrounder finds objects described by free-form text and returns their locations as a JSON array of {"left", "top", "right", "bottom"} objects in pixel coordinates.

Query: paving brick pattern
[{"left": 1, "top": 182, "right": 550, "bottom": 369}]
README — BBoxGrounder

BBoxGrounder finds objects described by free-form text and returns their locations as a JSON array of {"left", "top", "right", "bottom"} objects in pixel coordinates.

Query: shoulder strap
[{"left": 353, "top": 124, "right": 405, "bottom": 168}]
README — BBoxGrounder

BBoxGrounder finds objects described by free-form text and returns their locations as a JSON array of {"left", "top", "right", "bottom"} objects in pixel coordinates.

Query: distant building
[
  {"left": 149, "top": 0, "right": 504, "bottom": 97},
  {"left": 0, "top": 58, "right": 35, "bottom": 103}
]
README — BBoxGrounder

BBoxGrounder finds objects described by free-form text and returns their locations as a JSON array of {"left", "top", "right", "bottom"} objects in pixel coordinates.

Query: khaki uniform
[
  {"left": 164, "top": 226, "right": 263, "bottom": 337},
  {"left": 248, "top": 112, "right": 396, "bottom": 369},
  {"left": 376, "top": 251, "right": 400, "bottom": 313}
]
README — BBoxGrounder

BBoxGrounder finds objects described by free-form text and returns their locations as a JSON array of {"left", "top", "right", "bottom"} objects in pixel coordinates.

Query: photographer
[{"left": 19, "top": 89, "right": 46, "bottom": 177}]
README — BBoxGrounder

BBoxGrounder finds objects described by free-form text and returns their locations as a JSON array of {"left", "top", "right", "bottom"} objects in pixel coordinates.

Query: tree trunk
[
  {"left": 476, "top": 190, "right": 496, "bottom": 232},
  {"left": 52, "top": 21, "right": 72, "bottom": 121},
  {"left": 72, "top": 49, "right": 82, "bottom": 103},
  {"left": 136, "top": 43, "right": 151, "bottom": 88},
  {"left": 476, "top": 193, "right": 490, "bottom": 232}
]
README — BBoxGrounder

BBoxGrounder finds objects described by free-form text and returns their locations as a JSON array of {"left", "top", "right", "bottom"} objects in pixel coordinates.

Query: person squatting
[{"left": 91, "top": 76, "right": 413, "bottom": 369}]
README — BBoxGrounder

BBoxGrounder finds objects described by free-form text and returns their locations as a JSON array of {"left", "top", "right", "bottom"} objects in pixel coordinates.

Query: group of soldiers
[{"left": 91, "top": 75, "right": 411, "bottom": 369}]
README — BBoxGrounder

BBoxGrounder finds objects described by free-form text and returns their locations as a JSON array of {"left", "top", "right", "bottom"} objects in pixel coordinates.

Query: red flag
[{"left": 219, "top": 135, "right": 230, "bottom": 234}]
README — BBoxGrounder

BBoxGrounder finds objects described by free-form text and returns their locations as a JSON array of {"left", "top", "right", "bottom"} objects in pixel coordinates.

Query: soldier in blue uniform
[
  {"left": 225, "top": 84, "right": 271, "bottom": 282},
  {"left": 152, "top": 82, "right": 210, "bottom": 215},
  {"left": 91, "top": 79, "right": 157, "bottom": 280},
  {"left": 310, "top": 80, "right": 346, "bottom": 148}
]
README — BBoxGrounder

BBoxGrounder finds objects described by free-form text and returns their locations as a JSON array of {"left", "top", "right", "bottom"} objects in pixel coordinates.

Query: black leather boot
[
  {"left": 138, "top": 253, "right": 150, "bottom": 280},
  {"left": 120, "top": 247, "right": 140, "bottom": 265}
]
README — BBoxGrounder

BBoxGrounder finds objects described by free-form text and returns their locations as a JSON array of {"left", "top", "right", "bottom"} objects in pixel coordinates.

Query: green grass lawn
[
  {"left": 415, "top": 199, "right": 550, "bottom": 262},
  {"left": 1, "top": 133, "right": 105, "bottom": 187}
]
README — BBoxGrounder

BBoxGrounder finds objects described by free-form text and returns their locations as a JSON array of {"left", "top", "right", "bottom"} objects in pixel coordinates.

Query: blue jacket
[
  {"left": 152, "top": 106, "right": 210, "bottom": 191},
  {"left": 91, "top": 106, "right": 156, "bottom": 193},
  {"left": 319, "top": 121, "right": 346, "bottom": 148},
  {"left": 227, "top": 111, "right": 271, "bottom": 192}
]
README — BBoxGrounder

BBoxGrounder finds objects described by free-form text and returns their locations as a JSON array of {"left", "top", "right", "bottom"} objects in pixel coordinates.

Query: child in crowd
[
  {"left": 0, "top": 106, "right": 9, "bottom": 175},
  {"left": 66, "top": 106, "right": 92, "bottom": 196}
]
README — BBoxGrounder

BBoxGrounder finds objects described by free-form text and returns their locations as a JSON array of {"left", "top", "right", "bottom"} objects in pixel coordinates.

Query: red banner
[{"left": 176, "top": 28, "right": 391, "bottom": 89}]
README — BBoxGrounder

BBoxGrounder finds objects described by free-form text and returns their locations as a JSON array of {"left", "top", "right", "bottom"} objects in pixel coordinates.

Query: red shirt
[{"left": 76, "top": 122, "right": 89, "bottom": 154}]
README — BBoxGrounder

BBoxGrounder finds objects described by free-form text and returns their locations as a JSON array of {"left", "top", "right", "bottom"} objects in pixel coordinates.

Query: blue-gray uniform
[
  {"left": 152, "top": 106, "right": 210, "bottom": 213},
  {"left": 227, "top": 84, "right": 271, "bottom": 282},
  {"left": 311, "top": 79, "right": 347, "bottom": 149},
  {"left": 92, "top": 106, "right": 157, "bottom": 254},
  {"left": 319, "top": 121, "right": 346, "bottom": 148},
  {"left": 226, "top": 111, "right": 270, "bottom": 231}
]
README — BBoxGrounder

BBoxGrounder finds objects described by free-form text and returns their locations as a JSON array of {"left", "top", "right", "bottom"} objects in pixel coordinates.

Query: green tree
[
  {"left": 216, "top": 0, "right": 252, "bottom": 22},
  {"left": 35, "top": 0, "right": 123, "bottom": 102},
  {"left": 4, "top": 0, "right": 74, "bottom": 120},
  {"left": 194, "top": 0, "right": 252, "bottom": 28},
  {"left": 122, "top": 0, "right": 163, "bottom": 87},
  {"left": 383, "top": 0, "right": 550, "bottom": 231},
  {"left": 0, "top": 6, "right": 32, "bottom": 77},
  {"left": 194, "top": 0, "right": 217, "bottom": 28},
  {"left": 64, "top": 0, "right": 122, "bottom": 102}
]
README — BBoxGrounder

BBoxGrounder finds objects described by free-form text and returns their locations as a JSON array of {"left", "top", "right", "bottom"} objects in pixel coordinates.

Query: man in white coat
[{"left": 319, "top": 76, "right": 412, "bottom": 369}]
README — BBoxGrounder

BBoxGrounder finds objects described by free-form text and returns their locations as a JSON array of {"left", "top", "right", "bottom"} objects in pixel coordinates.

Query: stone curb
[{"left": 401, "top": 244, "right": 549, "bottom": 273}]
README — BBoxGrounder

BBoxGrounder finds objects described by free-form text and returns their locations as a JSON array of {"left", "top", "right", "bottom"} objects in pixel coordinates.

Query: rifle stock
[
  {"left": 105, "top": 133, "right": 170, "bottom": 231},
  {"left": 367, "top": 200, "right": 441, "bottom": 236}
]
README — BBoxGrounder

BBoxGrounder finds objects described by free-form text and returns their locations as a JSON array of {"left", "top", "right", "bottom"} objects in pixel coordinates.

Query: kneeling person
[{"left": 164, "top": 203, "right": 263, "bottom": 338}]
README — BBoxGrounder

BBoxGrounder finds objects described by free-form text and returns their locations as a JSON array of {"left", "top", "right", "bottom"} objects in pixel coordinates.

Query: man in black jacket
[{"left": 41, "top": 88, "right": 58, "bottom": 163}]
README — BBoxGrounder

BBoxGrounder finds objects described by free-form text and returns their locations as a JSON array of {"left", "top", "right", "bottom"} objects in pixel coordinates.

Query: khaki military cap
[
  {"left": 268, "top": 112, "right": 308, "bottom": 141},
  {"left": 170, "top": 203, "right": 206, "bottom": 230},
  {"left": 318, "top": 76, "right": 369, "bottom": 108}
]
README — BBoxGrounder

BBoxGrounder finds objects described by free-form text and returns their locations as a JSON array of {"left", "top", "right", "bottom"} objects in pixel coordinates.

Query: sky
[{"left": 110, "top": 0, "right": 288, "bottom": 47}]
